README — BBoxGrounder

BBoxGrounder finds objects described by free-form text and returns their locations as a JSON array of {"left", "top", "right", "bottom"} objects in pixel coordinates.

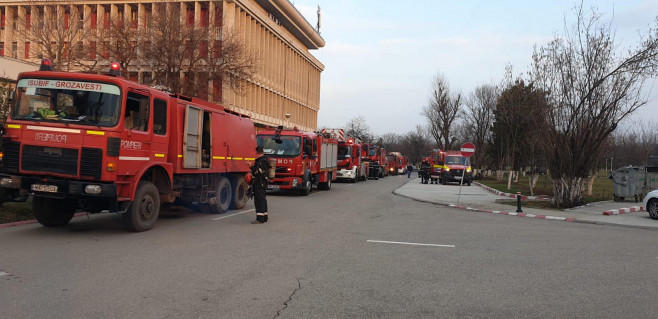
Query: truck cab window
[
  {"left": 125, "top": 92, "right": 148, "bottom": 131},
  {"left": 153, "top": 98, "right": 167, "bottom": 135}
]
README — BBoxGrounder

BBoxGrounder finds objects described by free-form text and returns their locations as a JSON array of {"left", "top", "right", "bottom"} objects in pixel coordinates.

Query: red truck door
[{"left": 120, "top": 91, "right": 153, "bottom": 175}]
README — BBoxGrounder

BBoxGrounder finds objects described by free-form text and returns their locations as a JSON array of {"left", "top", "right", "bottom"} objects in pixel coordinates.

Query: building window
[
  {"left": 186, "top": 6, "right": 194, "bottom": 27},
  {"left": 0, "top": 42, "right": 4, "bottom": 56},
  {"left": 212, "top": 78, "right": 222, "bottom": 102},
  {"left": 91, "top": 10, "right": 97, "bottom": 29},
  {"left": 1, "top": 11, "right": 5, "bottom": 30},
  {"left": 89, "top": 41, "right": 96, "bottom": 60},
  {"left": 213, "top": 40, "right": 221, "bottom": 59},
  {"left": 214, "top": 6, "right": 222, "bottom": 27},
  {"left": 26, "top": 12, "right": 31, "bottom": 31},
  {"left": 64, "top": 10, "right": 70, "bottom": 29},
  {"left": 11, "top": 42, "right": 17, "bottom": 58},
  {"left": 199, "top": 41, "right": 208, "bottom": 58},
  {"left": 24, "top": 42, "right": 30, "bottom": 59}
]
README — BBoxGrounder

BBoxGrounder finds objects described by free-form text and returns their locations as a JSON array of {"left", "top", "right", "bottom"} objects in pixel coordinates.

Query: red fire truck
[
  {"left": 322, "top": 129, "right": 367, "bottom": 183},
  {"left": 0, "top": 60, "right": 257, "bottom": 232},
  {"left": 386, "top": 152, "right": 407, "bottom": 175},
  {"left": 361, "top": 143, "right": 386, "bottom": 179},
  {"left": 256, "top": 127, "right": 337, "bottom": 195},
  {"left": 430, "top": 150, "right": 472, "bottom": 185}
]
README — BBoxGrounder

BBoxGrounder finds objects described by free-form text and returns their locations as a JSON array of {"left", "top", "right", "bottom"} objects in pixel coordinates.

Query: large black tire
[
  {"left": 299, "top": 178, "right": 312, "bottom": 196},
  {"left": 231, "top": 175, "right": 248, "bottom": 210},
  {"left": 647, "top": 199, "right": 658, "bottom": 220},
  {"left": 123, "top": 181, "right": 160, "bottom": 232},
  {"left": 33, "top": 196, "right": 77, "bottom": 227},
  {"left": 209, "top": 176, "right": 232, "bottom": 214}
]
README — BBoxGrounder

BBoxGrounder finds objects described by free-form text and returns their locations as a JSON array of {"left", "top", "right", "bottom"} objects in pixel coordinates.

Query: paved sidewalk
[{"left": 394, "top": 177, "right": 658, "bottom": 229}]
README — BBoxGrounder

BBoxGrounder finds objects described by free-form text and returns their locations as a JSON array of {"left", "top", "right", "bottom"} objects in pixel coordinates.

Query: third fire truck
[
  {"left": 322, "top": 129, "right": 367, "bottom": 183},
  {"left": 429, "top": 150, "right": 473, "bottom": 185}
]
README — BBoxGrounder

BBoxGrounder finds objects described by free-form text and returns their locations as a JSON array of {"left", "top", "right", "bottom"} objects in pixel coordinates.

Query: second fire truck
[{"left": 256, "top": 127, "right": 338, "bottom": 195}]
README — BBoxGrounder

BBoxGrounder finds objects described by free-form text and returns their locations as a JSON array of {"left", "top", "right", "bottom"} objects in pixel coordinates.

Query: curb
[
  {"left": 602, "top": 206, "right": 643, "bottom": 216},
  {"left": 447, "top": 204, "right": 575, "bottom": 222},
  {"left": 473, "top": 182, "right": 552, "bottom": 201},
  {"left": 0, "top": 212, "right": 87, "bottom": 229},
  {"left": 392, "top": 188, "right": 575, "bottom": 224}
]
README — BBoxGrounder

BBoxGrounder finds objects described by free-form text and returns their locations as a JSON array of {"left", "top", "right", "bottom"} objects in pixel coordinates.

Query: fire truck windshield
[
  {"left": 338, "top": 146, "right": 351, "bottom": 158},
  {"left": 445, "top": 155, "right": 469, "bottom": 165},
  {"left": 257, "top": 135, "right": 301, "bottom": 157},
  {"left": 368, "top": 146, "right": 378, "bottom": 156},
  {"left": 12, "top": 78, "right": 121, "bottom": 127}
]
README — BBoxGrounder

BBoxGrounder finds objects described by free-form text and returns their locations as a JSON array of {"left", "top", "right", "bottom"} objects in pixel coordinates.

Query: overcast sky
[{"left": 293, "top": 0, "right": 658, "bottom": 135}]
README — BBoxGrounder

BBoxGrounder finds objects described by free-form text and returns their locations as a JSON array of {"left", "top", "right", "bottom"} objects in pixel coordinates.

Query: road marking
[
  {"left": 212, "top": 209, "right": 255, "bottom": 220},
  {"left": 0, "top": 271, "right": 9, "bottom": 277},
  {"left": 367, "top": 240, "right": 455, "bottom": 248}
]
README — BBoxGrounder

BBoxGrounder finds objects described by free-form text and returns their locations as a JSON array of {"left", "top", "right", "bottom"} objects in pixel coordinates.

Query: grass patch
[
  {"left": 477, "top": 170, "right": 614, "bottom": 204},
  {"left": 0, "top": 198, "right": 34, "bottom": 224}
]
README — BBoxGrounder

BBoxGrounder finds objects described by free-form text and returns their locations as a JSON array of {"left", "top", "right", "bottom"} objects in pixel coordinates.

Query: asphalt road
[{"left": 1, "top": 175, "right": 657, "bottom": 318}]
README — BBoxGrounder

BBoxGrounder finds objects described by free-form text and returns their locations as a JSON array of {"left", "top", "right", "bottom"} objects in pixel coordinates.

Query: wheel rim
[
  {"left": 306, "top": 181, "right": 311, "bottom": 192},
  {"left": 650, "top": 201, "right": 658, "bottom": 216},
  {"left": 220, "top": 185, "right": 230, "bottom": 205},
  {"left": 140, "top": 194, "right": 156, "bottom": 220}
]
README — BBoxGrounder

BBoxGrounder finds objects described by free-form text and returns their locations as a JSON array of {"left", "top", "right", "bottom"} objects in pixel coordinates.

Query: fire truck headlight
[
  {"left": 84, "top": 185, "right": 103, "bottom": 195},
  {"left": 292, "top": 178, "right": 298, "bottom": 187},
  {"left": 107, "top": 162, "right": 117, "bottom": 172},
  {"left": 0, "top": 178, "right": 12, "bottom": 187},
  {"left": 444, "top": 168, "right": 450, "bottom": 172},
  {"left": 467, "top": 167, "right": 472, "bottom": 173}
]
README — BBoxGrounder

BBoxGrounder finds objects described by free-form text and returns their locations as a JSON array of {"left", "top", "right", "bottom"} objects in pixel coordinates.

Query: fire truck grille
[
  {"left": 80, "top": 148, "right": 103, "bottom": 179},
  {"left": 22, "top": 145, "right": 78, "bottom": 176},
  {"left": 2, "top": 141, "right": 20, "bottom": 173},
  {"left": 275, "top": 167, "right": 289, "bottom": 174}
]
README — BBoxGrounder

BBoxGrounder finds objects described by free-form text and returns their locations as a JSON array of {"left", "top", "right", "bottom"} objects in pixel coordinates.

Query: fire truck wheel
[
  {"left": 33, "top": 196, "right": 77, "bottom": 227},
  {"left": 299, "top": 179, "right": 312, "bottom": 196},
  {"left": 209, "top": 177, "right": 232, "bottom": 214},
  {"left": 320, "top": 175, "right": 332, "bottom": 190},
  {"left": 352, "top": 170, "right": 358, "bottom": 183},
  {"left": 123, "top": 181, "right": 161, "bottom": 232},
  {"left": 231, "top": 176, "right": 248, "bottom": 210}
]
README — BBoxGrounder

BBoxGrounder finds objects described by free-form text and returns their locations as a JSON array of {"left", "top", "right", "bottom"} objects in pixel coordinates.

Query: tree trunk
[
  {"left": 552, "top": 177, "right": 586, "bottom": 208},
  {"left": 587, "top": 174, "right": 596, "bottom": 196},
  {"left": 507, "top": 170, "right": 513, "bottom": 190}
]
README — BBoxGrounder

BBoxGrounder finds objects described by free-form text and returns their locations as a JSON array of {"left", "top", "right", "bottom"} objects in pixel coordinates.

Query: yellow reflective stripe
[
  {"left": 86, "top": 130, "right": 105, "bottom": 136},
  {"left": 233, "top": 157, "right": 243, "bottom": 160},
  {"left": 245, "top": 157, "right": 256, "bottom": 161},
  {"left": 7, "top": 124, "right": 21, "bottom": 129},
  {"left": 177, "top": 155, "right": 183, "bottom": 158},
  {"left": 154, "top": 153, "right": 165, "bottom": 158},
  {"left": 213, "top": 156, "right": 222, "bottom": 160},
  {"left": 225, "top": 157, "right": 232, "bottom": 160}
]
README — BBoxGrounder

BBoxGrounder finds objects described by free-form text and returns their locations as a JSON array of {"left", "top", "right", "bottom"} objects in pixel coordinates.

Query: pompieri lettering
[{"left": 34, "top": 133, "right": 67, "bottom": 143}]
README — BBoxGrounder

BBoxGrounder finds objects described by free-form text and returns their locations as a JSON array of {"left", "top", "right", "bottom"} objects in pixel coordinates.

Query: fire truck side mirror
[{"left": 9, "top": 90, "right": 16, "bottom": 104}]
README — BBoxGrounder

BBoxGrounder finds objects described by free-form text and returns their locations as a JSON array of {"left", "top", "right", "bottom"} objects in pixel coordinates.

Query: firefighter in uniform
[{"left": 251, "top": 146, "right": 269, "bottom": 224}]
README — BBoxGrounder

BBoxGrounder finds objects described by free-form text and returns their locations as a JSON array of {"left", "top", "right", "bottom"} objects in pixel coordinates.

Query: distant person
[
  {"left": 250, "top": 146, "right": 269, "bottom": 224},
  {"left": 407, "top": 164, "right": 413, "bottom": 178}
]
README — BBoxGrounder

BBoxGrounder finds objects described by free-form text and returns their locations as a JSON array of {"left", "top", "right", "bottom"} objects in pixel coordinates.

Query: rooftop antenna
[{"left": 316, "top": 5, "right": 321, "bottom": 34}]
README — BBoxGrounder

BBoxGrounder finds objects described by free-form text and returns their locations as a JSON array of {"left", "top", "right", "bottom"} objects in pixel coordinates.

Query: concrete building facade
[{"left": 0, "top": 0, "right": 325, "bottom": 131}]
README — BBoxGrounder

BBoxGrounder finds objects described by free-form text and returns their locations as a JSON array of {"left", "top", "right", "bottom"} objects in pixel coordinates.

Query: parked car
[{"left": 642, "top": 190, "right": 658, "bottom": 220}]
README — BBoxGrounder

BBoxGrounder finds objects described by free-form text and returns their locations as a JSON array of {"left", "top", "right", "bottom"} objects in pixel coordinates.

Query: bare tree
[
  {"left": 399, "top": 124, "right": 432, "bottom": 165},
  {"left": 491, "top": 79, "right": 549, "bottom": 190},
  {"left": 377, "top": 133, "right": 401, "bottom": 152},
  {"left": 141, "top": 2, "right": 258, "bottom": 99},
  {"left": 12, "top": 2, "right": 93, "bottom": 71},
  {"left": 90, "top": 19, "right": 142, "bottom": 72},
  {"left": 463, "top": 84, "right": 498, "bottom": 167},
  {"left": 531, "top": 3, "right": 658, "bottom": 207},
  {"left": 344, "top": 116, "right": 373, "bottom": 143},
  {"left": 422, "top": 73, "right": 462, "bottom": 151}
]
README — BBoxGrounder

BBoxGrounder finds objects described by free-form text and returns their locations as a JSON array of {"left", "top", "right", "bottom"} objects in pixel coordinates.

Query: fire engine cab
[{"left": 0, "top": 60, "right": 257, "bottom": 231}]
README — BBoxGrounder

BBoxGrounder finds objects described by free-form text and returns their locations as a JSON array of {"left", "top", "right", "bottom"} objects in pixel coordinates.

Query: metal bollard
[{"left": 516, "top": 192, "right": 523, "bottom": 213}]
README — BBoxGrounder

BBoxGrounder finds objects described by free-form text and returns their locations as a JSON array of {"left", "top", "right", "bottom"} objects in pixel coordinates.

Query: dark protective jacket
[{"left": 251, "top": 155, "right": 269, "bottom": 187}]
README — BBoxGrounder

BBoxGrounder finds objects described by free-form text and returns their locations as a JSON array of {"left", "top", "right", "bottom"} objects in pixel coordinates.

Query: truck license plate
[
  {"left": 31, "top": 184, "right": 58, "bottom": 193},
  {"left": 455, "top": 176, "right": 462, "bottom": 180},
  {"left": 267, "top": 185, "right": 280, "bottom": 190}
]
